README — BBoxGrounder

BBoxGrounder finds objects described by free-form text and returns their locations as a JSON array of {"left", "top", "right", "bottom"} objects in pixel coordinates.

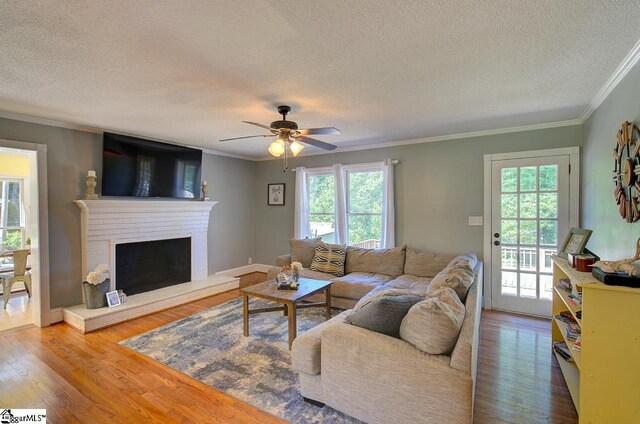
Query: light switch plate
[{"left": 468, "top": 216, "right": 483, "bottom": 226}]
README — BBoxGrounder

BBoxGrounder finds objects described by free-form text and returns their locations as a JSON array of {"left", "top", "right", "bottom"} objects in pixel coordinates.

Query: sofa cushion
[
  {"left": 447, "top": 252, "right": 478, "bottom": 270},
  {"left": 385, "top": 274, "right": 433, "bottom": 294},
  {"left": 292, "top": 310, "right": 351, "bottom": 376},
  {"left": 403, "top": 248, "right": 456, "bottom": 278},
  {"left": 427, "top": 264, "right": 475, "bottom": 302},
  {"left": 290, "top": 238, "right": 320, "bottom": 268},
  {"left": 310, "top": 241, "right": 347, "bottom": 277},
  {"left": 346, "top": 291, "right": 423, "bottom": 338},
  {"left": 330, "top": 272, "right": 393, "bottom": 300},
  {"left": 400, "top": 287, "right": 465, "bottom": 354},
  {"left": 345, "top": 245, "right": 406, "bottom": 277},
  {"left": 299, "top": 269, "right": 335, "bottom": 281}
]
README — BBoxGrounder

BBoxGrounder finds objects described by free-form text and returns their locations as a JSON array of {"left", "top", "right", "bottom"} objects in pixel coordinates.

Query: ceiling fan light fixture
[
  {"left": 289, "top": 140, "right": 304, "bottom": 156},
  {"left": 268, "top": 139, "right": 285, "bottom": 157}
]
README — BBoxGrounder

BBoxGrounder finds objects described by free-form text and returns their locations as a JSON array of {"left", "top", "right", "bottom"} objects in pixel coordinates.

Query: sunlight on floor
[{"left": 0, "top": 291, "right": 32, "bottom": 332}]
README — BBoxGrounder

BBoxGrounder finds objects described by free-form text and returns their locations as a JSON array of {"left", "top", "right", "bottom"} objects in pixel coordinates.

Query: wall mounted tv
[{"left": 102, "top": 132, "right": 202, "bottom": 199}]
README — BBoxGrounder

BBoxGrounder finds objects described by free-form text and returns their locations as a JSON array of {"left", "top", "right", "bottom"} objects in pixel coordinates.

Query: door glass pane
[
  {"left": 501, "top": 220, "right": 517, "bottom": 244},
  {"left": 540, "top": 220, "right": 558, "bottom": 246},
  {"left": 519, "top": 193, "right": 537, "bottom": 218},
  {"left": 348, "top": 214, "right": 382, "bottom": 247},
  {"left": 539, "top": 193, "right": 558, "bottom": 218},
  {"left": 539, "top": 165, "right": 558, "bottom": 191},
  {"left": 520, "top": 273, "right": 537, "bottom": 298},
  {"left": 540, "top": 274, "right": 553, "bottom": 300},
  {"left": 501, "top": 271, "right": 517, "bottom": 296},
  {"left": 501, "top": 247, "right": 518, "bottom": 270},
  {"left": 519, "top": 220, "right": 537, "bottom": 245},
  {"left": 519, "top": 248, "right": 537, "bottom": 272},
  {"left": 539, "top": 248, "right": 556, "bottom": 273},
  {"left": 501, "top": 194, "right": 517, "bottom": 218},
  {"left": 520, "top": 167, "right": 537, "bottom": 192},
  {"left": 501, "top": 168, "right": 517, "bottom": 192}
]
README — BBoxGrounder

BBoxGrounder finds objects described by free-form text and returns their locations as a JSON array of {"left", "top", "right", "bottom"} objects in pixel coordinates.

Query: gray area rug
[{"left": 120, "top": 297, "right": 361, "bottom": 423}]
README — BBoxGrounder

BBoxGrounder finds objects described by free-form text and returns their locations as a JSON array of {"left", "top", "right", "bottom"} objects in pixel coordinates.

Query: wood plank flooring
[{"left": 0, "top": 272, "right": 578, "bottom": 423}]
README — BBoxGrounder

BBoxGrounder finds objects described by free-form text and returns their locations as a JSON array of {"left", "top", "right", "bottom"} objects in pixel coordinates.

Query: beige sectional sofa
[{"left": 268, "top": 242, "right": 483, "bottom": 424}]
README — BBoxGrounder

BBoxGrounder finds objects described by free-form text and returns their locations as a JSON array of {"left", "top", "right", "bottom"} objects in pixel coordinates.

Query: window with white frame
[
  {"left": 0, "top": 178, "right": 26, "bottom": 267},
  {"left": 304, "top": 164, "right": 387, "bottom": 248},
  {"left": 307, "top": 172, "right": 336, "bottom": 243}
]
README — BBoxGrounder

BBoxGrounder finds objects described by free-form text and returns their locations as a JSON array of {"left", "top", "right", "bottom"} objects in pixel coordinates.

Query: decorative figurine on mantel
[
  {"left": 84, "top": 170, "right": 98, "bottom": 200},
  {"left": 200, "top": 180, "right": 209, "bottom": 201},
  {"left": 591, "top": 237, "right": 640, "bottom": 276}
]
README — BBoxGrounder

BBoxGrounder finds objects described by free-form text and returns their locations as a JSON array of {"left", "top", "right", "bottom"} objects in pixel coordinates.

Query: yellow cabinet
[{"left": 552, "top": 256, "right": 640, "bottom": 423}]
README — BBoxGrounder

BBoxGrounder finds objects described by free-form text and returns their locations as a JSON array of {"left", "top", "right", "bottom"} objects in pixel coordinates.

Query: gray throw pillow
[
  {"left": 346, "top": 291, "right": 423, "bottom": 338},
  {"left": 290, "top": 237, "right": 320, "bottom": 268}
]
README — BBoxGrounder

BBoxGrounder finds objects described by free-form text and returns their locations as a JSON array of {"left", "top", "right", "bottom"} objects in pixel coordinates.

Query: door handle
[{"left": 494, "top": 240, "right": 501, "bottom": 246}]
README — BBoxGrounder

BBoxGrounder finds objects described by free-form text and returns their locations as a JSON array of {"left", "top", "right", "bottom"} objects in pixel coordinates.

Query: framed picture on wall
[{"left": 267, "top": 183, "right": 285, "bottom": 206}]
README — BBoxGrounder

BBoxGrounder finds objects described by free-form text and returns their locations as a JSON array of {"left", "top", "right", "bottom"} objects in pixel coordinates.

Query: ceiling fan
[{"left": 220, "top": 105, "right": 340, "bottom": 159}]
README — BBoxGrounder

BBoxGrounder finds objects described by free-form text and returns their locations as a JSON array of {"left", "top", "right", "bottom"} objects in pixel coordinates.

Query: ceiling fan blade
[
  {"left": 296, "top": 127, "right": 341, "bottom": 136},
  {"left": 242, "top": 121, "right": 275, "bottom": 131},
  {"left": 296, "top": 136, "right": 337, "bottom": 151},
  {"left": 219, "top": 134, "right": 275, "bottom": 142}
]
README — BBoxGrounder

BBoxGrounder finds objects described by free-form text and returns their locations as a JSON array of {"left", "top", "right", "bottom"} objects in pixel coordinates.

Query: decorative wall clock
[{"left": 613, "top": 121, "right": 640, "bottom": 222}]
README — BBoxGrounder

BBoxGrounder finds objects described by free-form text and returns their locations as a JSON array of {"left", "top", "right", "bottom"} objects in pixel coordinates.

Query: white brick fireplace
[{"left": 63, "top": 199, "right": 238, "bottom": 332}]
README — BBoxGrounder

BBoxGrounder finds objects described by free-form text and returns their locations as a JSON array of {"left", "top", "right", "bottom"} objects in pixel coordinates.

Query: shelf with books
[
  {"left": 553, "top": 285, "right": 581, "bottom": 325},
  {"left": 552, "top": 316, "right": 581, "bottom": 369}
]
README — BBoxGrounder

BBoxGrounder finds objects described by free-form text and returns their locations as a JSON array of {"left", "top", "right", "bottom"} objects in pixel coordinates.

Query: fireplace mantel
[{"left": 65, "top": 198, "right": 238, "bottom": 333}]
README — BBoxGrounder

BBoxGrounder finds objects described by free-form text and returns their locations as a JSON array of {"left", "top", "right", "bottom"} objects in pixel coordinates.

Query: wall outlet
[
  {"left": 248, "top": 257, "right": 253, "bottom": 265},
  {"left": 468, "top": 216, "right": 483, "bottom": 226}
]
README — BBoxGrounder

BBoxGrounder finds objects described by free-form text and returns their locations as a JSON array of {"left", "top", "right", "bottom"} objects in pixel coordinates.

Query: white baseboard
[{"left": 215, "top": 263, "right": 272, "bottom": 277}]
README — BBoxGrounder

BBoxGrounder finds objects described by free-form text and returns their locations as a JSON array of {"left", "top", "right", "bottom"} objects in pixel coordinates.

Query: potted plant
[{"left": 83, "top": 264, "right": 111, "bottom": 309}]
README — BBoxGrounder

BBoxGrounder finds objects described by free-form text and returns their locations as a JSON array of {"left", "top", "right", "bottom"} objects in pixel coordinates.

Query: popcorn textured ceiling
[{"left": 1, "top": 0, "right": 640, "bottom": 157}]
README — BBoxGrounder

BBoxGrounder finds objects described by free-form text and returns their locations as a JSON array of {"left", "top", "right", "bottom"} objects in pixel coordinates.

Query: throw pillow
[
  {"left": 426, "top": 264, "right": 475, "bottom": 302},
  {"left": 399, "top": 287, "right": 465, "bottom": 354},
  {"left": 403, "top": 248, "right": 456, "bottom": 278},
  {"left": 345, "top": 245, "right": 407, "bottom": 277},
  {"left": 309, "top": 241, "right": 347, "bottom": 277},
  {"left": 447, "top": 252, "right": 478, "bottom": 270},
  {"left": 346, "top": 290, "right": 424, "bottom": 338},
  {"left": 290, "top": 237, "right": 320, "bottom": 268}
]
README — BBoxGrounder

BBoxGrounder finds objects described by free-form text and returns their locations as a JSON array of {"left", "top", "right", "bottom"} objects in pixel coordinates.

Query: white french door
[{"left": 490, "top": 155, "right": 570, "bottom": 316}]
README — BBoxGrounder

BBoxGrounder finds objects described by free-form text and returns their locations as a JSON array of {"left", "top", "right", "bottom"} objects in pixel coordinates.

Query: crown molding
[
  {"left": 579, "top": 37, "right": 640, "bottom": 123},
  {"left": 256, "top": 119, "right": 582, "bottom": 161}
]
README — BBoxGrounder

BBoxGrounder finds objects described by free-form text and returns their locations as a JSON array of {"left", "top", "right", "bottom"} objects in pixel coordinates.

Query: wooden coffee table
[{"left": 241, "top": 277, "right": 332, "bottom": 349}]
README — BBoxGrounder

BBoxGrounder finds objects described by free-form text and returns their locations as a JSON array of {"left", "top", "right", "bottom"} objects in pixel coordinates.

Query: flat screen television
[{"left": 102, "top": 132, "right": 202, "bottom": 199}]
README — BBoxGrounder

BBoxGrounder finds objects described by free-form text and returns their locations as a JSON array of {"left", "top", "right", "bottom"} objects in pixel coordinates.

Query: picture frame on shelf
[
  {"left": 267, "top": 183, "right": 285, "bottom": 206},
  {"left": 558, "top": 227, "right": 593, "bottom": 259},
  {"left": 106, "top": 290, "right": 122, "bottom": 307}
]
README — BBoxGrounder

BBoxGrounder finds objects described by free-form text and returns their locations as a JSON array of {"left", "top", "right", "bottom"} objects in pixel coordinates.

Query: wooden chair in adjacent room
[{"left": 2, "top": 249, "right": 32, "bottom": 309}]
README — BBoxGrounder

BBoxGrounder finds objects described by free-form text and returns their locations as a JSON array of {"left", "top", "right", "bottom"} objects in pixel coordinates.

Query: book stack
[
  {"left": 559, "top": 278, "right": 572, "bottom": 292},
  {"left": 573, "top": 336, "right": 582, "bottom": 352},
  {"left": 553, "top": 341, "right": 572, "bottom": 361},
  {"left": 567, "top": 292, "right": 582, "bottom": 308},
  {"left": 565, "top": 322, "right": 581, "bottom": 341},
  {"left": 555, "top": 311, "right": 577, "bottom": 325}
]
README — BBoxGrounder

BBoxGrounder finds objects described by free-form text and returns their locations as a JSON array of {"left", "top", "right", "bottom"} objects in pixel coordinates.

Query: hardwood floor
[{"left": 0, "top": 272, "right": 578, "bottom": 423}]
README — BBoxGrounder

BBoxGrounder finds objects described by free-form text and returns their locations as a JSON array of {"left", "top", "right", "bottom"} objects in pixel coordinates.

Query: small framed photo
[
  {"left": 559, "top": 228, "right": 593, "bottom": 259},
  {"left": 106, "top": 290, "right": 122, "bottom": 307},
  {"left": 268, "top": 183, "right": 285, "bottom": 206}
]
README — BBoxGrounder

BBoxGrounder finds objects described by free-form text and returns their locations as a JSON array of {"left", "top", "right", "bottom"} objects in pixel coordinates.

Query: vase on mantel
[{"left": 83, "top": 279, "right": 110, "bottom": 309}]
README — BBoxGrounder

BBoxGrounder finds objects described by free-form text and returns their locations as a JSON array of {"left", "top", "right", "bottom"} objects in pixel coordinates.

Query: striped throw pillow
[{"left": 310, "top": 241, "right": 347, "bottom": 277}]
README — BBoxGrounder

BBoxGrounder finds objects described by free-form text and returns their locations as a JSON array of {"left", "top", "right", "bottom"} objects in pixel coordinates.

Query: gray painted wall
[
  {"left": 254, "top": 125, "right": 582, "bottom": 264},
  {"left": 582, "top": 62, "right": 640, "bottom": 259},
  {"left": 0, "top": 117, "right": 256, "bottom": 308}
]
